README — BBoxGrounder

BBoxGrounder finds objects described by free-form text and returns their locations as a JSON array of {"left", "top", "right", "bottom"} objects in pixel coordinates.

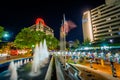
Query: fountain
[
  {"left": 39, "top": 39, "right": 49, "bottom": 66},
  {"left": 24, "top": 59, "right": 27, "bottom": 64},
  {"left": 30, "top": 39, "right": 50, "bottom": 76},
  {"left": 29, "top": 44, "right": 41, "bottom": 76},
  {"left": 43, "top": 39, "right": 49, "bottom": 59},
  {"left": 9, "top": 61, "right": 18, "bottom": 80},
  {"left": 0, "top": 39, "right": 50, "bottom": 80},
  {"left": 20, "top": 60, "right": 23, "bottom": 66},
  {"left": 39, "top": 42, "right": 44, "bottom": 65}
]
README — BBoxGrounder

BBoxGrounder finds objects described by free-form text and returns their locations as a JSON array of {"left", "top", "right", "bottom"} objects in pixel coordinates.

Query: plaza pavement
[{"left": 72, "top": 62, "right": 120, "bottom": 80}]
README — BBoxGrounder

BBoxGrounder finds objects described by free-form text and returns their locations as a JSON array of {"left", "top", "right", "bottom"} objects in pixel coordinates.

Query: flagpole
[{"left": 63, "top": 14, "right": 67, "bottom": 70}]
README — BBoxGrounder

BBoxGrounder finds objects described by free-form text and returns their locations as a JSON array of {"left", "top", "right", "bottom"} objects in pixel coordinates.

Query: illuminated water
[
  {"left": 9, "top": 61, "right": 18, "bottom": 80},
  {"left": 30, "top": 39, "right": 49, "bottom": 76},
  {"left": 0, "top": 39, "right": 50, "bottom": 80}
]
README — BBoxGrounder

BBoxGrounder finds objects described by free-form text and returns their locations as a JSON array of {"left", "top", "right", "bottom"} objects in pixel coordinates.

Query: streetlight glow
[{"left": 4, "top": 33, "right": 9, "bottom": 37}]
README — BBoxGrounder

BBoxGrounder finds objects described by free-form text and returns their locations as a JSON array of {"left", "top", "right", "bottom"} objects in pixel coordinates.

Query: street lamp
[
  {"left": 109, "top": 39, "right": 113, "bottom": 43},
  {"left": 3, "top": 32, "right": 10, "bottom": 41},
  {"left": 4, "top": 33, "right": 9, "bottom": 37}
]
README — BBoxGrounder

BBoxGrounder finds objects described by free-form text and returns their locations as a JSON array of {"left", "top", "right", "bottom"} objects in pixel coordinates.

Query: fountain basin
[{"left": 0, "top": 56, "right": 51, "bottom": 80}]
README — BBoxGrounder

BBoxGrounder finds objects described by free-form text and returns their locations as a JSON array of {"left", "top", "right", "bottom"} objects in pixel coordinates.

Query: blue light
[{"left": 4, "top": 33, "right": 9, "bottom": 37}]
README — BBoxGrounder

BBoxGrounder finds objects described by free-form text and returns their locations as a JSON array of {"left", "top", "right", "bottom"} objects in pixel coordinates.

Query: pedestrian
[
  {"left": 119, "top": 57, "right": 120, "bottom": 64},
  {"left": 74, "top": 57, "right": 77, "bottom": 64},
  {"left": 90, "top": 59, "right": 93, "bottom": 68}
]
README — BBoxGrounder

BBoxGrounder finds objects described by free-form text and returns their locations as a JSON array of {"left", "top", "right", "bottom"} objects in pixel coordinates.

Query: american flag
[{"left": 61, "top": 14, "right": 77, "bottom": 35}]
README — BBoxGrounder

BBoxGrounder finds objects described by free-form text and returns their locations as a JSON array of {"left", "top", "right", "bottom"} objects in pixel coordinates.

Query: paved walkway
[
  {"left": 72, "top": 63, "right": 120, "bottom": 80},
  {"left": 82, "top": 61, "right": 120, "bottom": 78},
  {"left": 0, "top": 54, "right": 32, "bottom": 64}
]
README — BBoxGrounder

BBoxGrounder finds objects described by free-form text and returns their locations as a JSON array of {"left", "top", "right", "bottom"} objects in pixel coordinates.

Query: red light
[{"left": 35, "top": 18, "right": 46, "bottom": 26}]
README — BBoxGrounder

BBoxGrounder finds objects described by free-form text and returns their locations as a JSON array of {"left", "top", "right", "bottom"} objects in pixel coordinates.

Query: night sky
[{"left": 0, "top": 0, "right": 105, "bottom": 42}]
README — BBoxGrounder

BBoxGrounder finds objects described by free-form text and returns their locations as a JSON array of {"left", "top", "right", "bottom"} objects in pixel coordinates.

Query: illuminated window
[
  {"left": 109, "top": 29, "right": 112, "bottom": 32},
  {"left": 106, "top": 17, "right": 111, "bottom": 21}
]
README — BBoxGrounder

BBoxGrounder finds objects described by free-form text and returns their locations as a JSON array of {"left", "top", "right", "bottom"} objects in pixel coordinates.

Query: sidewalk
[
  {"left": 83, "top": 61, "right": 120, "bottom": 78},
  {"left": 72, "top": 63, "right": 120, "bottom": 80},
  {"left": 0, "top": 54, "right": 32, "bottom": 64}
]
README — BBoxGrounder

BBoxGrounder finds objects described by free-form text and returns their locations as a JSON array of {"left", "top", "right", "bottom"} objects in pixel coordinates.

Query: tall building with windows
[
  {"left": 30, "top": 18, "right": 54, "bottom": 36},
  {"left": 82, "top": 0, "right": 120, "bottom": 43}
]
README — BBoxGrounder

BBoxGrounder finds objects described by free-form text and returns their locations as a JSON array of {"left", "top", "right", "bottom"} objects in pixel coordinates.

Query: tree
[
  {"left": 0, "top": 26, "right": 4, "bottom": 42},
  {"left": 73, "top": 39, "right": 80, "bottom": 48},
  {"left": 82, "top": 38, "right": 91, "bottom": 46},
  {"left": 45, "top": 35, "right": 59, "bottom": 50},
  {"left": 14, "top": 27, "right": 59, "bottom": 49},
  {"left": 51, "top": 37, "right": 59, "bottom": 50},
  {"left": 14, "top": 28, "right": 46, "bottom": 48},
  {"left": 67, "top": 39, "right": 80, "bottom": 51}
]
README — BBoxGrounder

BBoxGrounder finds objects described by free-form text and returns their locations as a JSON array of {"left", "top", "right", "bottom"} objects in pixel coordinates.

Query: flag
[
  {"left": 61, "top": 20, "right": 69, "bottom": 34},
  {"left": 61, "top": 14, "right": 77, "bottom": 35}
]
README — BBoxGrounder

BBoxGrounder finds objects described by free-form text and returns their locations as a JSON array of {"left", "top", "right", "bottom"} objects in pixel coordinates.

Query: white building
[{"left": 82, "top": 0, "right": 120, "bottom": 43}]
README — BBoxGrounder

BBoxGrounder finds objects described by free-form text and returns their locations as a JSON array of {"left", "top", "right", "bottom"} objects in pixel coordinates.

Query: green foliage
[
  {"left": 14, "top": 28, "right": 45, "bottom": 48},
  {"left": 82, "top": 38, "right": 90, "bottom": 46},
  {"left": 68, "top": 39, "right": 80, "bottom": 51},
  {"left": 67, "top": 58, "right": 74, "bottom": 63},
  {"left": 73, "top": 39, "right": 80, "bottom": 48},
  {"left": 45, "top": 35, "right": 59, "bottom": 50},
  {"left": 14, "top": 27, "right": 59, "bottom": 49},
  {"left": 0, "top": 26, "right": 4, "bottom": 41}
]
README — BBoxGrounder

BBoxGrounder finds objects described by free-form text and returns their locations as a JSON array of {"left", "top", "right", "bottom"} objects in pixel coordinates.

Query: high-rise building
[
  {"left": 82, "top": 0, "right": 120, "bottom": 43},
  {"left": 30, "top": 18, "right": 54, "bottom": 36}
]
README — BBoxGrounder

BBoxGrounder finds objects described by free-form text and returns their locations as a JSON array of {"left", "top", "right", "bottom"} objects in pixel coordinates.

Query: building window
[
  {"left": 109, "top": 29, "right": 112, "bottom": 32},
  {"left": 112, "top": 28, "right": 119, "bottom": 31},
  {"left": 106, "top": 17, "right": 111, "bottom": 21},
  {"left": 92, "top": 16, "right": 95, "bottom": 18},
  {"left": 118, "top": 32, "right": 120, "bottom": 35}
]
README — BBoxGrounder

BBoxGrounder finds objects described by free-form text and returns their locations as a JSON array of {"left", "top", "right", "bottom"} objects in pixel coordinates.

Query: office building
[{"left": 82, "top": 0, "right": 120, "bottom": 43}]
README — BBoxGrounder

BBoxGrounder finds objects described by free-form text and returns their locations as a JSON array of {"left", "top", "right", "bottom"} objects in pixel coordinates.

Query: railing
[
  {"left": 55, "top": 56, "right": 81, "bottom": 80},
  {"left": 55, "top": 57, "right": 65, "bottom": 80},
  {"left": 45, "top": 56, "right": 54, "bottom": 80},
  {"left": 67, "top": 63, "right": 82, "bottom": 80},
  {"left": 0, "top": 57, "right": 32, "bottom": 67},
  {"left": 0, "top": 57, "right": 32, "bottom": 73}
]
